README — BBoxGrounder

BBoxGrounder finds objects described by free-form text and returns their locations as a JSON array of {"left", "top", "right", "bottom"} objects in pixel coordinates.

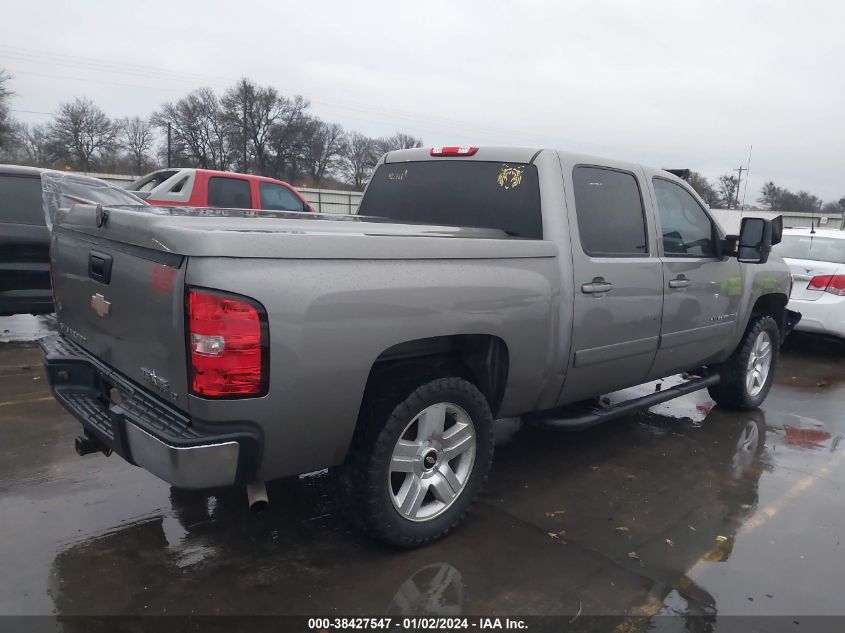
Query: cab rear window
[
  {"left": 359, "top": 161, "right": 542, "bottom": 239},
  {"left": 0, "top": 175, "right": 44, "bottom": 225}
]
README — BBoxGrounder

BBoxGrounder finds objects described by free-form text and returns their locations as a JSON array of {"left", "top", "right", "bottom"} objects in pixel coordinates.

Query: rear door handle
[
  {"left": 668, "top": 275, "right": 691, "bottom": 289},
  {"left": 581, "top": 278, "right": 614, "bottom": 294}
]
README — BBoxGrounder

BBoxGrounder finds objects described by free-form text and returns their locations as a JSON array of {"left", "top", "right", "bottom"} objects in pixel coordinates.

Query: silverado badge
[{"left": 90, "top": 293, "right": 111, "bottom": 317}]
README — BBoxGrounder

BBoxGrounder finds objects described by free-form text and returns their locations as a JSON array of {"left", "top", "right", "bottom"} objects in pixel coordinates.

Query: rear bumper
[
  {"left": 788, "top": 295, "right": 845, "bottom": 339},
  {"left": 40, "top": 335, "right": 260, "bottom": 489}
]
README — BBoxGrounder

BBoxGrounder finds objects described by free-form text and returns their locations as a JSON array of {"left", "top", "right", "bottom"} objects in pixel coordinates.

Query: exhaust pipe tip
[{"left": 246, "top": 481, "right": 269, "bottom": 512}]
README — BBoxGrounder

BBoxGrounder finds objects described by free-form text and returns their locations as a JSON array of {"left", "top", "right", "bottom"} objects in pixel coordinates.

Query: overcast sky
[{"left": 2, "top": 0, "right": 843, "bottom": 203}]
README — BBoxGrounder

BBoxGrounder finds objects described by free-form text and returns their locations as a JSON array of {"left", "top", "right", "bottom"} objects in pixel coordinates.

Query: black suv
[{"left": 0, "top": 166, "right": 145, "bottom": 316}]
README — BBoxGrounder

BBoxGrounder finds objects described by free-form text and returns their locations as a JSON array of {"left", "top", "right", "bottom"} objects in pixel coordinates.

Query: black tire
[
  {"left": 708, "top": 315, "right": 780, "bottom": 410},
  {"left": 335, "top": 377, "right": 494, "bottom": 548}
]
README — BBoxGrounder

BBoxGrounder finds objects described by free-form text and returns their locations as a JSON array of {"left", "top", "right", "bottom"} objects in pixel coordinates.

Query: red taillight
[
  {"left": 807, "top": 274, "right": 845, "bottom": 296},
  {"left": 430, "top": 146, "right": 478, "bottom": 157},
  {"left": 188, "top": 289, "right": 266, "bottom": 397}
]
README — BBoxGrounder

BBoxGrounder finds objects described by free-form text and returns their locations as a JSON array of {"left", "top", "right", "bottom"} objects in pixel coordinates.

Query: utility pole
[
  {"left": 740, "top": 145, "right": 753, "bottom": 209},
  {"left": 166, "top": 122, "right": 171, "bottom": 168},
  {"left": 733, "top": 164, "right": 747, "bottom": 210},
  {"left": 241, "top": 79, "right": 248, "bottom": 173}
]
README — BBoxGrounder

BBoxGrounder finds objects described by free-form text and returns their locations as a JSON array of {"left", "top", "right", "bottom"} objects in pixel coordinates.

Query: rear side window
[
  {"left": 208, "top": 177, "right": 251, "bottom": 208},
  {"left": 0, "top": 175, "right": 44, "bottom": 225},
  {"left": 132, "top": 170, "right": 178, "bottom": 192},
  {"left": 653, "top": 178, "right": 716, "bottom": 257},
  {"left": 572, "top": 167, "right": 648, "bottom": 256},
  {"left": 169, "top": 176, "right": 189, "bottom": 193},
  {"left": 359, "top": 161, "right": 542, "bottom": 239},
  {"left": 259, "top": 183, "right": 304, "bottom": 212}
]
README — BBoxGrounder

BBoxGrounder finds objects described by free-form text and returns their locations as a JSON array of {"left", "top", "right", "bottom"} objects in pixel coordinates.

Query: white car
[{"left": 773, "top": 227, "right": 845, "bottom": 339}]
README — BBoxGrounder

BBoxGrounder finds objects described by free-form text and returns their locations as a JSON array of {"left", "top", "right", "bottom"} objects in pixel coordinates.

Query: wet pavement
[{"left": 1, "top": 314, "right": 845, "bottom": 628}]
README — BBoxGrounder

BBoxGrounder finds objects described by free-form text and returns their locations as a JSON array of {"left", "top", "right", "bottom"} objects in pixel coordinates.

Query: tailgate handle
[{"left": 88, "top": 251, "right": 113, "bottom": 284}]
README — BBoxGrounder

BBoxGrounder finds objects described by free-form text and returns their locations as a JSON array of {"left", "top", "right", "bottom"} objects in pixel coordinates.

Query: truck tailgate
[{"left": 51, "top": 224, "right": 189, "bottom": 409}]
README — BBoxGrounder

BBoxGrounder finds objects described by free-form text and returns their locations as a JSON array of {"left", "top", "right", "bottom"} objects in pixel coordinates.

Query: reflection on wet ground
[
  {"left": 0, "top": 314, "right": 55, "bottom": 344},
  {"left": 1, "top": 318, "right": 844, "bottom": 626}
]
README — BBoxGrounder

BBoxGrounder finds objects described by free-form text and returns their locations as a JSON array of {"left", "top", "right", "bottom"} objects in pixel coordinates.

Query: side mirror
[
  {"left": 737, "top": 217, "right": 773, "bottom": 264},
  {"left": 770, "top": 215, "right": 783, "bottom": 245}
]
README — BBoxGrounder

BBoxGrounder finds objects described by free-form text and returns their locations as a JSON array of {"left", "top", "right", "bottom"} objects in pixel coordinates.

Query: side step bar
[{"left": 525, "top": 374, "right": 720, "bottom": 431}]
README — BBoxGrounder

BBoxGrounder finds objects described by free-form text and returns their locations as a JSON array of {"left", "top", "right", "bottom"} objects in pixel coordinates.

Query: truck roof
[
  {"left": 0, "top": 164, "right": 45, "bottom": 176},
  {"left": 383, "top": 146, "right": 648, "bottom": 175},
  {"left": 140, "top": 167, "right": 298, "bottom": 187}
]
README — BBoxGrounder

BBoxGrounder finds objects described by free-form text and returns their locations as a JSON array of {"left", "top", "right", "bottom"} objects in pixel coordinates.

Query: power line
[
  {"left": 10, "top": 108, "right": 53, "bottom": 116},
  {"left": 0, "top": 45, "right": 235, "bottom": 87},
  {"left": 0, "top": 44, "right": 562, "bottom": 145},
  {"left": 6, "top": 68, "right": 196, "bottom": 94}
]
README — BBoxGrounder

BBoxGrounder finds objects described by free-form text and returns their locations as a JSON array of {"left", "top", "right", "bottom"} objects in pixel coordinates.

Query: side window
[
  {"left": 0, "top": 175, "right": 45, "bottom": 225},
  {"left": 572, "top": 166, "right": 648, "bottom": 256},
  {"left": 652, "top": 178, "right": 716, "bottom": 257},
  {"left": 207, "top": 177, "right": 251, "bottom": 208},
  {"left": 259, "top": 183, "right": 305, "bottom": 212}
]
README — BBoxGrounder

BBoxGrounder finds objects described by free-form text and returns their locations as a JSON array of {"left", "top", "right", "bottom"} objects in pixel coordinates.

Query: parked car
[
  {"left": 41, "top": 146, "right": 793, "bottom": 547},
  {"left": 0, "top": 166, "right": 145, "bottom": 317},
  {"left": 128, "top": 168, "right": 314, "bottom": 213},
  {"left": 773, "top": 227, "right": 845, "bottom": 339}
]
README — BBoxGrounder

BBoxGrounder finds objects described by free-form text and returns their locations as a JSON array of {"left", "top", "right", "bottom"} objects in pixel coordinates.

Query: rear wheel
[
  {"left": 708, "top": 315, "right": 780, "bottom": 409},
  {"left": 336, "top": 377, "right": 494, "bottom": 548}
]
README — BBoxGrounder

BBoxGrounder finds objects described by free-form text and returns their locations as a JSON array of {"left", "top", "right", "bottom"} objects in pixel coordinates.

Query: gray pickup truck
[{"left": 41, "top": 147, "right": 794, "bottom": 547}]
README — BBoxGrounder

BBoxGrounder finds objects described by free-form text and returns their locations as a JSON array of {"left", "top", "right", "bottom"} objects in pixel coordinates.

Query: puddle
[{"left": 606, "top": 374, "right": 716, "bottom": 424}]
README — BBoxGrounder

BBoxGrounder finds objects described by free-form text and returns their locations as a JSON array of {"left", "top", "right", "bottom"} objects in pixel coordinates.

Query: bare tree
[
  {"left": 791, "top": 191, "right": 822, "bottom": 214},
  {"left": 266, "top": 95, "right": 311, "bottom": 180},
  {"left": 0, "top": 69, "right": 14, "bottom": 153},
  {"left": 373, "top": 131, "right": 423, "bottom": 157},
  {"left": 153, "top": 88, "right": 233, "bottom": 170},
  {"left": 717, "top": 174, "right": 739, "bottom": 209},
  {"left": 757, "top": 181, "right": 783, "bottom": 210},
  {"left": 821, "top": 201, "right": 841, "bottom": 216},
  {"left": 221, "top": 78, "right": 292, "bottom": 174},
  {"left": 120, "top": 116, "right": 155, "bottom": 174},
  {"left": 48, "top": 97, "right": 118, "bottom": 171},
  {"left": 9, "top": 121, "right": 49, "bottom": 166},
  {"left": 341, "top": 132, "right": 377, "bottom": 189},
  {"left": 303, "top": 121, "right": 346, "bottom": 184},
  {"left": 687, "top": 171, "right": 720, "bottom": 207},
  {"left": 758, "top": 182, "right": 825, "bottom": 213}
]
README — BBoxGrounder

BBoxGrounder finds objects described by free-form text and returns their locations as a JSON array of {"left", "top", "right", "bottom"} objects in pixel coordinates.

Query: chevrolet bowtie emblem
[{"left": 91, "top": 293, "right": 111, "bottom": 317}]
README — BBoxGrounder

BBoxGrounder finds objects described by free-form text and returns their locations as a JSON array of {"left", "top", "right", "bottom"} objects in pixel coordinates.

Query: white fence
[
  {"left": 81, "top": 172, "right": 136, "bottom": 187},
  {"left": 712, "top": 207, "right": 844, "bottom": 232},
  {"left": 80, "top": 172, "right": 362, "bottom": 215},
  {"left": 297, "top": 187, "right": 362, "bottom": 215},
  {"left": 779, "top": 211, "right": 843, "bottom": 231}
]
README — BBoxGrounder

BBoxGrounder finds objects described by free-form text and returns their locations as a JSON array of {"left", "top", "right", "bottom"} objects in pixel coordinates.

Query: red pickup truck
[{"left": 128, "top": 168, "right": 314, "bottom": 212}]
